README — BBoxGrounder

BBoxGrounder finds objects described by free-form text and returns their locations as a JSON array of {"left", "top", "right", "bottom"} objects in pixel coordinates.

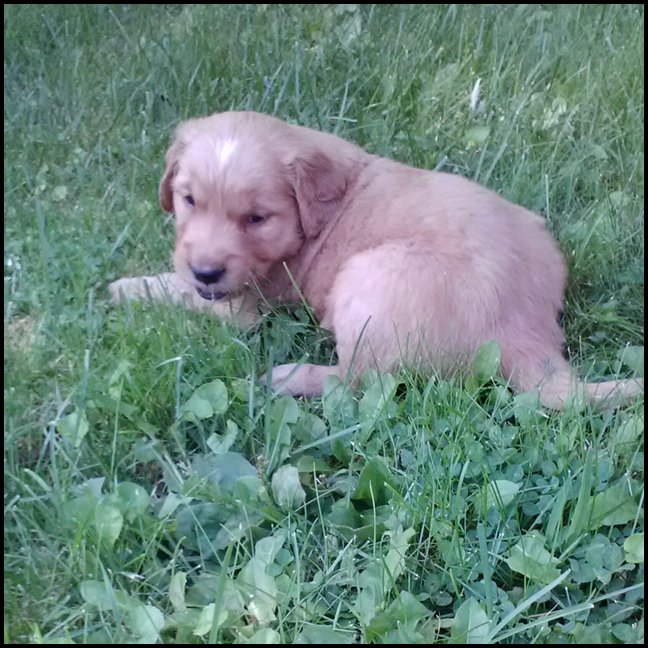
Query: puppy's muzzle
[
  {"left": 191, "top": 264, "right": 227, "bottom": 301},
  {"left": 192, "top": 265, "right": 225, "bottom": 285}
]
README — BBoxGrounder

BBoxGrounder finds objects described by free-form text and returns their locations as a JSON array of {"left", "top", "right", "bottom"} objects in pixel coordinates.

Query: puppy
[{"left": 109, "top": 111, "right": 643, "bottom": 410}]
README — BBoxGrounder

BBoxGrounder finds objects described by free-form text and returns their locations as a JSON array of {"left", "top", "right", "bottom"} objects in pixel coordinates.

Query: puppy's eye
[
  {"left": 247, "top": 213, "right": 266, "bottom": 225},
  {"left": 184, "top": 195, "right": 195, "bottom": 207}
]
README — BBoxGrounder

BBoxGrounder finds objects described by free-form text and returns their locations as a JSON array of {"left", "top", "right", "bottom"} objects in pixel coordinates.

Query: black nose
[{"left": 192, "top": 265, "right": 226, "bottom": 285}]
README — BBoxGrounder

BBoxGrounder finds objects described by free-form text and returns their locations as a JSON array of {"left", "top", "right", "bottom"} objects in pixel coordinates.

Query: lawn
[{"left": 4, "top": 4, "right": 644, "bottom": 644}]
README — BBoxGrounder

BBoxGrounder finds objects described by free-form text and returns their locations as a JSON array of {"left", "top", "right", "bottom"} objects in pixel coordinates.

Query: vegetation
[{"left": 4, "top": 4, "right": 644, "bottom": 643}]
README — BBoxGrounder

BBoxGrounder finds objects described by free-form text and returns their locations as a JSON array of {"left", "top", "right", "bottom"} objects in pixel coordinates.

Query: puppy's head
[{"left": 160, "top": 111, "right": 362, "bottom": 300}]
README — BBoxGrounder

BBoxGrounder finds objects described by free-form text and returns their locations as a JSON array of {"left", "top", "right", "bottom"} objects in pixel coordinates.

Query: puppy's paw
[
  {"left": 260, "top": 363, "right": 303, "bottom": 395},
  {"left": 260, "top": 363, "right": 341, "bottom": 397},
  {"left": 108, "top": 277, "right": 146, "bottom": 304}
]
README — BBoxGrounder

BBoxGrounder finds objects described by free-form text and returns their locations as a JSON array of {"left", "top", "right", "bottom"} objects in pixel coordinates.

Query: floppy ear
[
  {"left": 159, "top": 142, "right": 181, "bottom": 213},
  {"left": 290, "top": 149, "right": 351, "bottom": 239}
]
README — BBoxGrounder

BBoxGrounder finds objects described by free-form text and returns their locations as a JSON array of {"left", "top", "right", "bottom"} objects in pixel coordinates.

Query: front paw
[{"left": 108, "top": 277, "right": 147, "bottom": 304}]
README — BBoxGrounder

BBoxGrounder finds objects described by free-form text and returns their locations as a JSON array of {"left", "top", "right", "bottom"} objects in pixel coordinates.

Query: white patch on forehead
[
  {"left": 183, "top": 134, "right": 240, "bottom": 187},
  {"left": 215, "top": 138, "right": 238, "bottom": 170}
]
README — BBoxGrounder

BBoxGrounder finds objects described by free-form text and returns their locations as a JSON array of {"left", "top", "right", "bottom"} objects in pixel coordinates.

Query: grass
[{"left": 4, "top": 4, "right": 644, "bottom": 644}]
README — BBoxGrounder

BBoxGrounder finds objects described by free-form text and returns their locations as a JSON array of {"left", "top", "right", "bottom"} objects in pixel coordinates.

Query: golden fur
[{"left": 110, "top": 111, "right": 643, "bottom": 409}]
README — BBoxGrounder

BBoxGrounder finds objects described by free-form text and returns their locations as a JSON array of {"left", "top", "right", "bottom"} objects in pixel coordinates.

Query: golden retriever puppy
[{"left": 109, "top": 111, "right": 643, "bottom": 409}]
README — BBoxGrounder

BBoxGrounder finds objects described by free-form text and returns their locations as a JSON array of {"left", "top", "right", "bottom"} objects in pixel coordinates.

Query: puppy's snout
[{"left": 191, "top": 265, "right": 226, "bottom": 285}]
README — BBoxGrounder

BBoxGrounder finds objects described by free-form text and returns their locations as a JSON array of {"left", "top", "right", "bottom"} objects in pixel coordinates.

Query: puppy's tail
[
  {"left": 537, "top": 372, "right": 644, "bottom": 410},
  {"left": 512, "top": 355, "right": 644, "bottom": 411}
]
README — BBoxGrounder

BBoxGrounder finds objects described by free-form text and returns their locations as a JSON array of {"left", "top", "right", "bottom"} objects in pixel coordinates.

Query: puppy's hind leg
[{"left": 264, "top": 243, "right": 447, "bottom": 397}]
